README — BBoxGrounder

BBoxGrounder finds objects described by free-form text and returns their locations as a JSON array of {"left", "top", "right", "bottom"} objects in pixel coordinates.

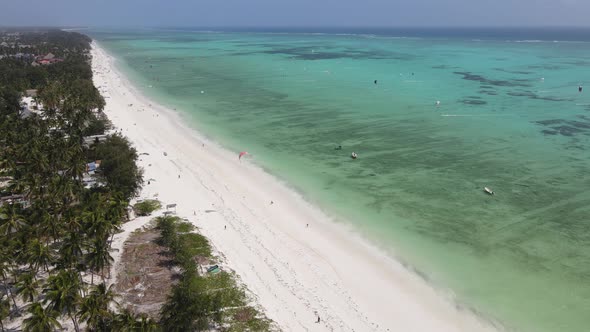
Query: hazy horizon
[{"left": 1, "top": 0, "right": 590, "bottom": 28}]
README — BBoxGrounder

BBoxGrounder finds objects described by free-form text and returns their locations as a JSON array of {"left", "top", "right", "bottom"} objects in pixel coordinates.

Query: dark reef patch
[
  {"left": 493, "top": 68, "right": 533, "bottom": 75},
  {"left": 479, "top": 90, "right": 498, "bottom": 96},
  {"left": 560, "top": 60, "right": 590, "bottom": 66},
  {"left": 460, "top": 99, "right": 487, "bottom": 105},
  {"left": 535, "top": 118, "right": 590, "bottom": 137},
  {"left": 508, "top": 91, "right": 570, "bottom": 102},
  {"left": 232, "top": 45, "right": 416, "bottom": 61},
  {"left": 541, "top": 130, "right": 558, "bottom": 135},
  {"left": 527, "top": 64, "right": 564, "bottom": 71},
  {"left": 554, "top": 126, "right": 583, "bottom": 136},
  {"left": 453, "top": 71, "right": 531, "bottom": 87},
  {"left": 536, "top": 119, "right": 565, "bottom": 126}
]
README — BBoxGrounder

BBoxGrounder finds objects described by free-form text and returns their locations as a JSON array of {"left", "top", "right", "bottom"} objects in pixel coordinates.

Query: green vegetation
[
  {"left": 0, "top": 28, "right": 272, "bottom": 331},
  {"left": 133, "top": 199, "right": 162, "bottom": 216},
  {"left": 87, "top": 134, "right": 144, "bottom": 200},
  {"left": 0, "top": 29, "right": 150, "bottom": 330},
  {"left": 155, "top": 216, "right": 274, "bottom": 331}
]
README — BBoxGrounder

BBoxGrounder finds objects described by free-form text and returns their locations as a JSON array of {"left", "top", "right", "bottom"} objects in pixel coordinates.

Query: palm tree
[
  {"left": 25, "top": 239, "right": 53, "bottom": 273},
  {"left": 22, "top": 302, "right": 61, "bottom": 332},
  {"left": 16, "top": 272, "right": 39, "bottom": 303},
  {"left": 0, "top": 259, "right": 17, "bottom": 310},
  {"left": 113, "top": 308, "right": 137, "bottom": 331},
  {"left": 85, "top": 238, "right": 113, "bottom": 283},
  {"left": 78, "top": 282, "right": 116, "bottom": 331},
  {"left": 113, "top": 308, "right": 159, "bottom": 332},
  {"left": 0, "top": 203, "right": 26, "bottom": 236},
  {"left": 134, "top": 313, "right": 159, "bottom": 331},
  {"left": 0, "top": 296, "right": 10, "bottom": 332},
  {"left": 58, "top": 228, "right": 84, "bottom": 269},
  {"left": 38, "top": 81, "right": 63, "bottom": 111},
  {"left": 43, "top": 269, "right": 82, "bottom": 332}
]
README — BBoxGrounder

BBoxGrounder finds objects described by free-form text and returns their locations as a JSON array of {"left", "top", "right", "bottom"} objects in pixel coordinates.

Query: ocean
[{"left": 90, "top": 27, "right": 590, "bottom": 332}]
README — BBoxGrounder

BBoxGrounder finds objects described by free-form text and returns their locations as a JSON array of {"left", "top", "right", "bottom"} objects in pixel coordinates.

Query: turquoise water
[{"left": 91, "top": 29, "right": 590, "bottom": 332}]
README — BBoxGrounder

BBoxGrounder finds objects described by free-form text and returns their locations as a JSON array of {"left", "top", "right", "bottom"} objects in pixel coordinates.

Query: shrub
[{"left": 133, "top": 199, "right": 161, "bottom": 216}]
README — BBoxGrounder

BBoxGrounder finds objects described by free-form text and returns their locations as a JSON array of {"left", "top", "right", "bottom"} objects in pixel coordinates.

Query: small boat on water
[
  {"left": 351, "top": 152, "right": 358, "bottom": 159},
  {"left": 484, "top": 187, "right": 494, "bottom": 195}
]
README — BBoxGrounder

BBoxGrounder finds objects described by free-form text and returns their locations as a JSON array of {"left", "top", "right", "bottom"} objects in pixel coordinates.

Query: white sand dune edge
[{"left": 92, "top": 41, "right": 498, "bottom": 332}]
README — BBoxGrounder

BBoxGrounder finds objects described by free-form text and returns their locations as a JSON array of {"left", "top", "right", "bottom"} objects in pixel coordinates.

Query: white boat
[{"left": 484, "top": 187, "right": 494, "bottom": 195}]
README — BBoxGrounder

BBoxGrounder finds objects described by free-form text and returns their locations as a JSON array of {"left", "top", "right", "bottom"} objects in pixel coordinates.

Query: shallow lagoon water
[{"left": 92, "top": 28, "right": 590, "bottom": 332}]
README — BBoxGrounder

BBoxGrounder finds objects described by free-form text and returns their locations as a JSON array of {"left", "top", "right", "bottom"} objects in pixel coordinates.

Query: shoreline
[{"left": 91, "top": 40, "right": 499, "bottom": 332}]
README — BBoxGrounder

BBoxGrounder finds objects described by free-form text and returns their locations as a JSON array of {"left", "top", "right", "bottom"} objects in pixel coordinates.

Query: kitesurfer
[{"left": 579, "top": 85, "right": 583, "bottom": 93}]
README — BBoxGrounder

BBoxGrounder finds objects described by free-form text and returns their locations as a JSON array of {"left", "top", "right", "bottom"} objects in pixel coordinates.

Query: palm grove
[{"left": 0, "top": 30, "right": 149, "bottom": 331}]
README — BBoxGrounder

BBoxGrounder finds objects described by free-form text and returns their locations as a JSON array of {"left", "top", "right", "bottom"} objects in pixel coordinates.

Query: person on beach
[{"left": 316, "top": 316, "right": 321, "bottom": 323}]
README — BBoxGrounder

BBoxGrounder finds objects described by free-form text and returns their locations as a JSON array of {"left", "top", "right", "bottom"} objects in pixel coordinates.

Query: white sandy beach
[{"left": 92, "top": 42, "right": 498, "bottom": 332}]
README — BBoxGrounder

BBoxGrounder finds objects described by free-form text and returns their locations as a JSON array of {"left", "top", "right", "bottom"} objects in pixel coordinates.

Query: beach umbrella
[{"left": 239, "top": 151, "right": 248, "bottom": 160}]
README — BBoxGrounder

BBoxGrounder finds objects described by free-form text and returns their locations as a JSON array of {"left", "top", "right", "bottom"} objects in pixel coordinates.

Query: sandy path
[{"left": 92, "top": 42, "right": 498, "bottom": 332}]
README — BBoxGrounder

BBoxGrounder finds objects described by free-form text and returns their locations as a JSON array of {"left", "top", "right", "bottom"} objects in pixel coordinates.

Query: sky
[{"left": 1, "top": 0, "right": 589, "bottom": 27}]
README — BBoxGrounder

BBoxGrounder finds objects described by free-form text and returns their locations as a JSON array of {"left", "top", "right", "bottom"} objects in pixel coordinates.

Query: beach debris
[
  {"left": 166, "top": 203, "right": 177, "bottom": 212},
  {"left": 207, "top": 265, "right": 221, "bottom": 274},
  {"left": 484, "top": 187, "right": 494, "bottom": 195},
  {"left": 351, "top": 152, "right": 358, "bottom": 159},
  {"left": 239, "top": 151, "right": 249, "bottom": 160}
]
